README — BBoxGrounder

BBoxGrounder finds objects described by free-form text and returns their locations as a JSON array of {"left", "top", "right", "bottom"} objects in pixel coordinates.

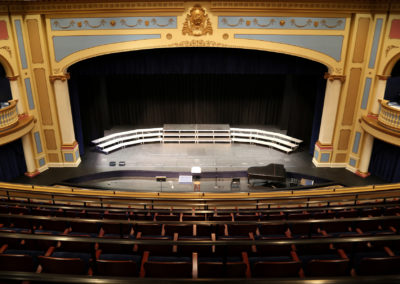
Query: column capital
[
  {"left": 324, "top": 72, "right": 346, "bottom": 83},
  {"left": 49, "top": 73, "right": 70, "bottom": 83},
  {"left": 376, "top": 74, "right": 390, "bottom": 80},
  {"left": 7, "top": 75, "right": 19, "bottom": 81}
]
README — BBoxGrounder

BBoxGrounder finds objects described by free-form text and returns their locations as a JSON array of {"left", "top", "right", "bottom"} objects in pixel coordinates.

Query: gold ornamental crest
[{"left": 182, "top": 5, "right": 213, "bottom": 36}]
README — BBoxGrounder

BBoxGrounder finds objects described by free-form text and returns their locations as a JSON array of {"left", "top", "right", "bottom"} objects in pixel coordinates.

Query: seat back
[
  {"left": 357, "top": 256, "right": 400, "bottom": 275},
  {"left": 164, "top": 224, "right": 193, "bottom": 236},
  {"left": 253, "top": 261, "right": 301, "bottom": 278},
  {"left": 95, "top": 259, "right": 139, "bottom": 276},
  {"left": 305, "top": 259, "right": 350, "bottom": 277},
  {"left": 38, "top": 256, "right": 87, "bottom": 274},
  {"left": 0, "top": 254, "right": 35, "bottom": 272},
  {"left": 144, "top": 261, "right": 192, "bottom": 278}
]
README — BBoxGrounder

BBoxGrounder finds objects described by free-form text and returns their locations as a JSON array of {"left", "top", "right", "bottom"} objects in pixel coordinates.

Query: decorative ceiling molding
[
  {"left": 210, "top": 1, "right": 392, "bottom": 12},
  {"left": 4, "top": 2, "right": 185, "bottom": 13}
]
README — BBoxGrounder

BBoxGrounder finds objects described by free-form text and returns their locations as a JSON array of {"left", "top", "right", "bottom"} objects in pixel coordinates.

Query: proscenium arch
[
  {"left": 67, "top": 46, "right": 327, "bottom": 156},
  {"left": 59, "top": 42, "right": 332, "bottom": 74},
  {"left": 382, "top": 51, "right": 400, "bottom": 76},
  {"left": 0, "top": 53, "right": 17, "bottom": 78}
]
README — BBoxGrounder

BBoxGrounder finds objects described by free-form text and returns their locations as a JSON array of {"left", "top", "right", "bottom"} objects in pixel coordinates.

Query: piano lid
[{"left": 247, "top": 163, "right": 286, "bottom": 182}]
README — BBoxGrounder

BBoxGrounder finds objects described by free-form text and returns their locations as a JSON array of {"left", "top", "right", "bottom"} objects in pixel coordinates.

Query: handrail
[
  {"left": 1, "top": 199, "right": 398, "bottom": 214},
  {"left": 2, "top": 182, "right": 400, "bottom": 210},
  {"left": 0, "top": 99, "right": 18, "bottom": 130},
  {"left": 1, "top": 271, "right": 400, "bottom": 283},
  {"left": 378, "top": 99, "right": 400, "bottom": 131},
  {"left": 1, "top": 182, "right": 396, "bottom": 201},
  {"left": 2, "top": 231, "right": 400, "bottom": 246},
  {"left": 2, "top": 213, "right": 400, "bottom": 226}
]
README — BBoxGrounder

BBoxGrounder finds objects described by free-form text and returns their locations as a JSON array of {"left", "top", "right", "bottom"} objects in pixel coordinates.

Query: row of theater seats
[
  {"left": 2, "top": 235, "right": 400, "bottom": 278},
  {"left": 1, "top": 197, "right": 400, "bottom": 279},
  {"left": 1, "top": 214, "right": 400, "bottom": 239}
]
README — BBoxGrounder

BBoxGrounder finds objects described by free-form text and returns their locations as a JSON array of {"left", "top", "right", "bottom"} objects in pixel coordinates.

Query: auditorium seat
[
  {"left": 198, "top": 261, "right": 248, "bottom": 278},
  {"left": 38, "top": 256, "right": 89, "bottom": 274},
  {"left": 0, "top": 254, "right": 36, "bottom": 272},
  {"left": 228, "top": 224, "right": 258, "bottom": 236},
  {"left": 356, "top": 256, "right": 400, "bottom": 275},
  {"left": 252, "top": 260, "right": 302, "bottom": 278},
  {"left": 94, "top": 259, "right": 139, "bottom": 277},
  {"left": 155, "top": 214, "right": 180, "bottom": 221},
  {"left": 164, "top": 224, "right": 193, "bottom": 237},
  {"left": 33, "top": 219, "right": 69, "bottom": 235},
  {"left": 182, "top": 214, "right": 206, "bottom": 221},
  {"left": 258, "top": 223, "right": 288, "bottom": 238},
  {"left": 68, "top": 221, "right": 100, "bottom": 237},
  {"left": 136, "top": 224, "right": 163, "bottom": 237},
  {"left": 304, "top": 259, "right": 350, "bottom": 277},
  {"left": 142, "top": 251, "right": 194, "bottom": 278}
]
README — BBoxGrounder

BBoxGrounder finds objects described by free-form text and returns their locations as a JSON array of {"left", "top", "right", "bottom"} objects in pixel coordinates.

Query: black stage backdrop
[
  {"left": 68, "top": 48, "right": 327, "bottom": 155},
  {"left": 0, "top": 65, "right": 26, "bottom": 182},
  {"left": 369, "top": 60, "right": 400, "bottom": 182}
]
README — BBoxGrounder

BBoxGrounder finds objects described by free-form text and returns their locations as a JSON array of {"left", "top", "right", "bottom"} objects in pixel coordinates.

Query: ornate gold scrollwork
[
  {"left": 182, "top": 5, "right": 212, "bottom": 36},
  {"left": 120, "top": 19, "right": 143, "bottom": 28},
  {"left": 320, "top": 19, "right": 344, "bottom": 29},
  {"left": 253, "top": 18, "right": 275, "bottom": 28},
  {"left": 0, "top": 46, "right": 11, "bottom": 56},
  {"left": 385, "top": 45, "right": 399, "bottom": 56},
  {"left": 220, "top": 18, "right": 244, "bottom": 27},
  {"left": 84, "top": 19, "right": 106, "bottom": 28},
  {"left": 53, "top": 20, "right": 75, "bottom": 29},
  {"left": 290, "top": 19, "right": 312, "bottom": 28},
  {"left": 151, "top": 18, "right": 175, "bottom": 27},
  {"left": 49, "top": 73, "right": 70, "bottom": 83}
]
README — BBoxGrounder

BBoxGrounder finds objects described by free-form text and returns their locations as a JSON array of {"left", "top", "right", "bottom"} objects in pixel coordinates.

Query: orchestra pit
[{"left": 2, "top": 0, "right": 400, "bottom": 283}]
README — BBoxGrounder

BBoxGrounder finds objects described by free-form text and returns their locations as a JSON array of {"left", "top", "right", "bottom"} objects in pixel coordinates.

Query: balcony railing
[
  {"left": 0, "top": 99, "right": 18, "bottom": 131},
  {"left": 378, "top": 99, "right": 400, "bottom": 132}
]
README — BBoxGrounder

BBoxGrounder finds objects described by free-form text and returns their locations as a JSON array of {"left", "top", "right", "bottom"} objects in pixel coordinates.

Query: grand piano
[{"left": 247, "top": 163, "right": 286, "bottom": 185}]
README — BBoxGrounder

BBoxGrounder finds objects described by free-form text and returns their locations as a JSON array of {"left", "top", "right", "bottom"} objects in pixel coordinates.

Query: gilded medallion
[{"left": 182, "top": 5, "right": 212, "bottom": 36}]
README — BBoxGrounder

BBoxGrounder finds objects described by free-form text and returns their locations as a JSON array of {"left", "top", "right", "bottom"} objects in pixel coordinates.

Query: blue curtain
[
  {"left": 0, "top": 139, "right": 27, "bottom": 182},
  {"left": 369, "top": 139, "right": 400, "bottom": 182}
]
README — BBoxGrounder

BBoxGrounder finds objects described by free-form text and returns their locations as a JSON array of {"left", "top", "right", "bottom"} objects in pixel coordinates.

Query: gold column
[
  {"left": 357, "top": 132, "right": 374, "bottom": 177},
  {"left": 371, "top": 75, "right": 390, "bottom": 116},
  {"left": 50, "top": 73, "right": 81, "bottom": 165},
  {"left": 313, "top": 73, "right": 345, "bottom": 165},
  {"left": 7, "top": 76, "right": 39, "bottom": 177}
]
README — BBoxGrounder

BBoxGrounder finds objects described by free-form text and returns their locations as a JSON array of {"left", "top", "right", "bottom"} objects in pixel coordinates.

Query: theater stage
[{"left": 12, "top": 126, "right": 385, "bottom": 192}]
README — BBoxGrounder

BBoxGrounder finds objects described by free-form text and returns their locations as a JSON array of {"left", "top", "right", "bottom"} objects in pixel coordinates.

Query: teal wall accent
[
  {"left": 368, "top": 19, "right": 383, "bottom": 69},
  {"left": 51, "top": 17, "right": 176, "bottom": 31},
  {"left": 75, "top": 150, "right": 80, "bottom": 160},
  {"left": 361, "top": 77, "right": 372, "bottom": 110},
  {"left": 39, "top": 158, "right": 45, "bottom": 167},
  {"left": 34, "top": 132, "right": 42, "bottom": 154},
  {"left": 24, "top": 78, "right": 35, "bottom": 110},
  {"left": 219, "top": 17, "right": 345, "bottom": 30},
  {"left": 352, "top": 132, "right": 361, "bottom": 154},
  {"left": 321, "top": 153, "right": 330, "bottom": 162},
  {"left": 349, "top": 158, "right": 356, "bottom": 167},
  {"left": 64, "top": 153, "right": 74, "bottom": 162},
  {"left": 234, "top": 34, "right": 343, "bottom": 61},
  {"left": 15, "top": 20, "right": 28, "bottom": 69},
  {"left": 53, "top": 34, "right": 161, "bottom": 62},
  {"left": 314, "top": 150, "right": 319, "bottom": 160}
]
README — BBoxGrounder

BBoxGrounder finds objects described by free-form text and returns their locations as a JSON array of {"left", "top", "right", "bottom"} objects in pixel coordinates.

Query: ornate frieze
[
  {"left": 51, "top": 17, "right": 176, "bottom": 31},
  {"left": 219, "top": 17, "right": 345, "bottom": 30}
]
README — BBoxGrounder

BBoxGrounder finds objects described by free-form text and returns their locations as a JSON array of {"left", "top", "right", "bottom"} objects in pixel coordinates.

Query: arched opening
[
  {"left": 67, "top": 48, "right": 327, "bottom": 156},
  {"left": 369, "top": 59, "right": 400, "bottom": 182},
  {"left": 0, "top": 64, "right": 26, "bottom": 181}
]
